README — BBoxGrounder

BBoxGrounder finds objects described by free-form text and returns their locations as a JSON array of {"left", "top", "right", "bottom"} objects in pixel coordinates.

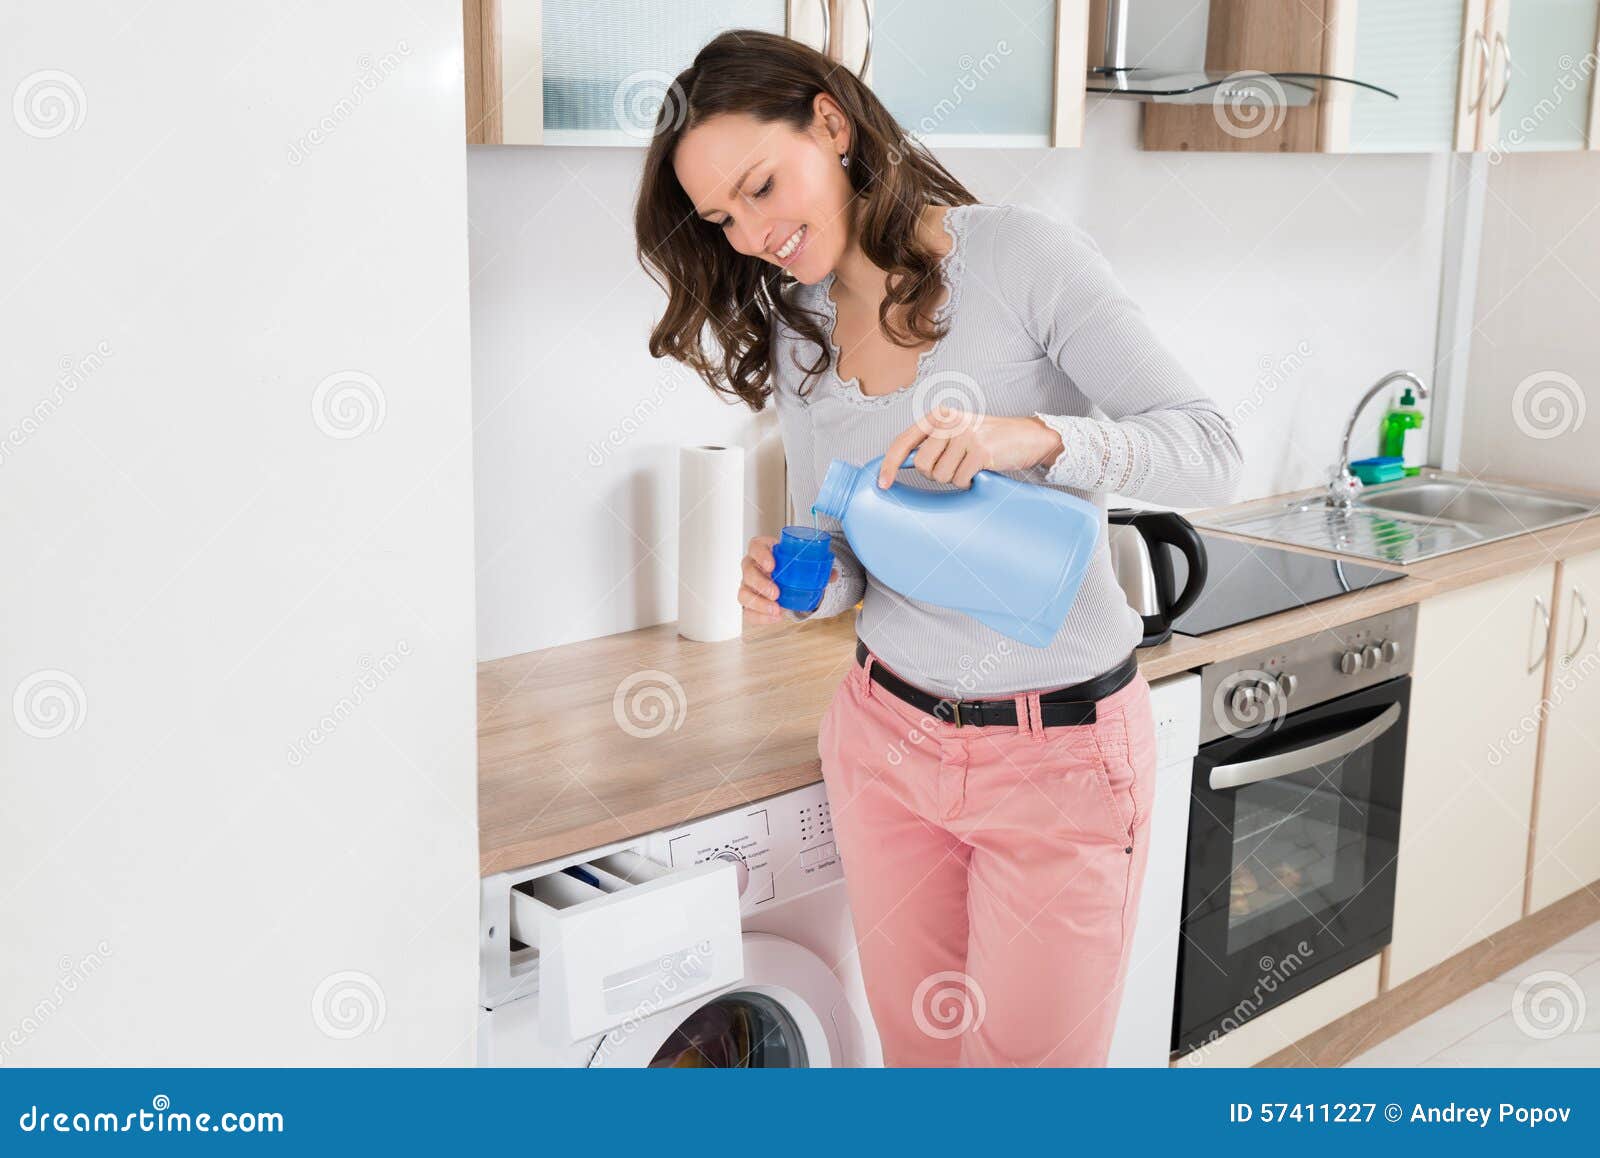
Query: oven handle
[{"left": 1208, "top": 702, "right": 1403, "bottom": 791}]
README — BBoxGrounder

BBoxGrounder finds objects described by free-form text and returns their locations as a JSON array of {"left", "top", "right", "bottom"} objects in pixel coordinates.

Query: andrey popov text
[{"left": 1229, "top": 1103, "right": 1573, "bottom": 1128}]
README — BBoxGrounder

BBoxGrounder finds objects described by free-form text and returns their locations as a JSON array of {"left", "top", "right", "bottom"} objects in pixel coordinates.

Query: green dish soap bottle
[{"left": 1380, "top": 387, "right": 1425, "bottom": 477}]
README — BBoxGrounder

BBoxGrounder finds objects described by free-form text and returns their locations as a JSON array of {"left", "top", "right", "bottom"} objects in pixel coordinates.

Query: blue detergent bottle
[{"left": 811, "top": 451, "right": 1102, "bottom": 648}]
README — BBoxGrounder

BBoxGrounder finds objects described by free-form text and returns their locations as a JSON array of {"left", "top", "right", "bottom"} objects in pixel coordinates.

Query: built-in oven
[{"left": 1173, "top": 603, "right": 1416, "bottom": 1057}]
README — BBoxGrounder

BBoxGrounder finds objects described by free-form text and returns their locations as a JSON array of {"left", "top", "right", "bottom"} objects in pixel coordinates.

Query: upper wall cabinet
[
  {"left": 1126, "top": 0, "right": 1600, "bottom": 153},
  {"left": 465, "top": 0, "right": 1094, "bottom": 148},
  {"left": 837, "top": 0, "right": 1090, "bottom": 147},
  {"left": 466, "top": 1, "right": 827, "bottom": 145},
  {"left": 1483, "top": 0, "right": 1600, "bottom": 152},
  {"left": 1330, "top": 0, "right": 1477, "bottom": 152}
]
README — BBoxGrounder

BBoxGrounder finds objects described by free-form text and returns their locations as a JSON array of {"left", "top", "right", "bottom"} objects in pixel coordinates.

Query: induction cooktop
[{"left": 1168, "top": 530, "right": 1407, "bottom": 637}]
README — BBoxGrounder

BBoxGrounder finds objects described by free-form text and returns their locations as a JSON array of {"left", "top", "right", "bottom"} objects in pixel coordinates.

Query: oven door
[{"left": 1174, "top": 675, "right": 1410, "bottom": 1055}]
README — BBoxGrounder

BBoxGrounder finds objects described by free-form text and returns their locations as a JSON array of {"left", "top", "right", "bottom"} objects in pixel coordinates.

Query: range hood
[{"left": 1086, "top": 0, "right": 1398, "bottom": 106}]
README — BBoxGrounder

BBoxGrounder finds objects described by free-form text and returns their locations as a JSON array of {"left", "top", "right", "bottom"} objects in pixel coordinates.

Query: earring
[{"left": 840, "top": 154, "right": 850, "bottom": 168}]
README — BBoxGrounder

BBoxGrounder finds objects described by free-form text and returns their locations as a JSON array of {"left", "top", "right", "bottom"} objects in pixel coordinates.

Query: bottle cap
[{"left": 812, "top": 460, "right": 857, "bottom": 523}]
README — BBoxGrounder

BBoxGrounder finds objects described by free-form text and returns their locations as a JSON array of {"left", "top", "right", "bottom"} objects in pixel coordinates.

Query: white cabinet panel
[
  {"left": 1530, "top": 547, "right": 1600, "bottom": 910},
  {"left": 1388, "top": 564, "right": 1554, "bottom": 986}
]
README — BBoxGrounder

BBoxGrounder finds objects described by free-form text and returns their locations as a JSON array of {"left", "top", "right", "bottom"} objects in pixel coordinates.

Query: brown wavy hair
[{"left": 634, "top": 29, "right": 977, "bottom": 411}]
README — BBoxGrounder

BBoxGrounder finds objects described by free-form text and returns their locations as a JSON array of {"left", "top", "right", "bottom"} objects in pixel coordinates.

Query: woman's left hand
[{"left": 876, "top": 407, "right": 1064, "bottom": 490}]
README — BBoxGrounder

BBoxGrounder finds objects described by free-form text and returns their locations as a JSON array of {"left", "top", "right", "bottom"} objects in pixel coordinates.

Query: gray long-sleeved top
[{"left": 771, "top": 202, "right": 1242, "bottom": 697}]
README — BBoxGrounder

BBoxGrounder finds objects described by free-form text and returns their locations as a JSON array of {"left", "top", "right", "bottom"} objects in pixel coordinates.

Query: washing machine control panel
[{"left": 642, "top": 781, "right": 843, "bottom": 915}]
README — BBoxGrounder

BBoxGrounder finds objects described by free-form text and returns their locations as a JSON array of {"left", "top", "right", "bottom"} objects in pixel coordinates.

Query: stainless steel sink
[
  {"left": 1195, "top": 470, "right": 1600, "bottom": 565},
  {"left": 1356, "top": 477, "right": 1595, "bottom": 533}
]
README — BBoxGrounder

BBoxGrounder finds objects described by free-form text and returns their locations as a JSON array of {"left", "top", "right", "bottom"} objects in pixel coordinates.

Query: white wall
[
  {"left": 1460, "top": 151, "right": 1600, "bottom": 491},
  {"left": 470, "top": 99, "right": 1450, "bottom": 661},
  {"left": 0, "top": 2, "right": 480, "bottom": 1062}
]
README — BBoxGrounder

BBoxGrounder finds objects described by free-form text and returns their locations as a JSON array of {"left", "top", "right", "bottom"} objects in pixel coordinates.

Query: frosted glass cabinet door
[
  {"left": 1343, "top": 0, "right": 1470, "bottom": 151},
  {"left": 856, "top": 0, "right": 1059, "bottom": 146},
  {"left": 1492, "top": 0, "right": 1600, "bottom": 151},
  {"left": 504, "top": 0, "right": 818, "bottom": 145}
]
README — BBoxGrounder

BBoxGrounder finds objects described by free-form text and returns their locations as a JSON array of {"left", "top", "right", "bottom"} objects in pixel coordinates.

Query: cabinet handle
[
  {"left": 1564, "top": 587, "right": 1590, "bottom": 664},
  {"left": 817, "top": 0, "right": 831, "bottom": 57},
  {"left": 856, "top": 0, "right": 874, "bottom": 76},
  {"left": 1530, "top": 594, "right": 1551, "bottom": 674},
  {"left": 1490, "top": 31, "right": 1511, "bottom": 113},
  {"left": 1468, "top": 30, "right": 1489, "bottom": 112}
]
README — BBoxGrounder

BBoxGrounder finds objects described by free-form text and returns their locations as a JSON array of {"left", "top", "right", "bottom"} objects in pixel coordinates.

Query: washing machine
[
  {"left": 477, "top": 671, "right": 1199, "bottom": 1068},
  {"left": 477, "top": 781, "right": 882, "bottom": 1067}
]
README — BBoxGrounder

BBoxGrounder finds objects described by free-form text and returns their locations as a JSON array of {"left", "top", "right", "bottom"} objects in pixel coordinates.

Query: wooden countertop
[{"left": 479, "top": 478, "right": 1600, "bottom": 875}]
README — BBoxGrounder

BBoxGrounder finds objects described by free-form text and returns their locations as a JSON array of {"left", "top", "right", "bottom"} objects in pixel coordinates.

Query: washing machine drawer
[{"left": 509, "top": 850, "right": 743, "bottom": 1047}]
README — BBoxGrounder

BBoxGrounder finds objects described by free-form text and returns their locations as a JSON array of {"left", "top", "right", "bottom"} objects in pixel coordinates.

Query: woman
[{"left": 635, "top": 30, "right": 1241, "bottom": 1067}]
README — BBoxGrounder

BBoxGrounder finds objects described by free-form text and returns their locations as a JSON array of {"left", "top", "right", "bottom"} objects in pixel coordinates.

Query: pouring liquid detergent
[{"left": 811, "top": 451, "right": 1101, "bottom": 648}]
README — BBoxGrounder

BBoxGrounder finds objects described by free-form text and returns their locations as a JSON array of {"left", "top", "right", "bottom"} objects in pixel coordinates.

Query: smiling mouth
[{"left": 773, "top": 224, "right": 807, "bottom": 262}]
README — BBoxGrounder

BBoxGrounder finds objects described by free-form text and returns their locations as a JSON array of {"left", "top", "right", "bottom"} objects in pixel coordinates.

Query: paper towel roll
[{"left": 678, "top": 443, "right": 746, "bottom": 642}]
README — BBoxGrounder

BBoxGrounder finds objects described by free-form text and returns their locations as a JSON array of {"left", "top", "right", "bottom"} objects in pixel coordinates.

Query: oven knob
[
  {"left": 1277, "top": 672, "right": 1298, "bottom": 697},
  {"left": 1361, "top": 644, "right": 1382, "bottom": 669},
  {"left": 1381, "top": 639, "right": 1401, "bottom": 664},
  {"left": 1229, "top": 684, "right": 1260, "bottom": 716},
  {"left": 1339, "top": 650, "right": 1362, "bottom": 675}
]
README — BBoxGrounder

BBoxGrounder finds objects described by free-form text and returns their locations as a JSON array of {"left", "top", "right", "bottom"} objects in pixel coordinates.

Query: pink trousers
[{"left": 817, "top": 642, "right": 1159, "bottom": 1067}]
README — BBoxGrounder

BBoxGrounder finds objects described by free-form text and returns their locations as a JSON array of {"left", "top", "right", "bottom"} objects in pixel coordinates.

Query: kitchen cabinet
[
  {"left": 1386, "top": 563, "right": 1554, "bottom": 987},
  {"left": 1327, "top": 0, "right": 1480, "bottom": 152},
  {"left": 835, "top": 0, "right": 1091, "bottom": 147},
  {"left": 1528, "top": 546, "right": 1600, "bottom": 911},
  {"left": 1479, "top": 0, "right": 1600, "bottom": 152},
  {"left": 465, "top": 0, "right": 827, "bottom": 145},
  {"left": 466, "top": 1, "right": 1092, "bottom": 148},
  {"left": 1135, "top": 0, "right": 1436, "bottom": 153},
  {"left": 1136, "top": 0, "right": 1600, "bottom": 153}
]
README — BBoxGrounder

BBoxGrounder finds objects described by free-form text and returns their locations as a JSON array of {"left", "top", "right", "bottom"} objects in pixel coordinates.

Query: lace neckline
[{"left": 816, "top": 202, "right": 972, "bottom": 409}]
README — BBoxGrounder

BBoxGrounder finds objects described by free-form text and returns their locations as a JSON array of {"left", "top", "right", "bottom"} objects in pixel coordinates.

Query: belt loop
[
  {"left": 860, "top": 653, "right": 877, "bottom": 701},
  {"left": 1018, "top": 690, "right": 1045, "bottom": 742}
]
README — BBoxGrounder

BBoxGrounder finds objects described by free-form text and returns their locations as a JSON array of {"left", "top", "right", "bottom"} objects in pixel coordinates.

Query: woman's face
[{"left": 673, "top": 100, "right": 852, "bottom": 285}]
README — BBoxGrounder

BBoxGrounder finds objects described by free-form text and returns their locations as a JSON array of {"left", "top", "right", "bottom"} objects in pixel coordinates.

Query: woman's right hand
[{"left": 741, "top": 534, "right": 837, "bottom": 625}]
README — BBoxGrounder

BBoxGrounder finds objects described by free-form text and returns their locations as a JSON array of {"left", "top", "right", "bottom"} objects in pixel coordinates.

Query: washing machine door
[{"left": 586, "top": 933, "right": 857, "bottom": 1068}]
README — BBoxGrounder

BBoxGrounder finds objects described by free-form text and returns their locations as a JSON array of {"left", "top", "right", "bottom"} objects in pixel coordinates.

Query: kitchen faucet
[{"left": 1326, "top": 370, "right": 1430, "bottom": 508}]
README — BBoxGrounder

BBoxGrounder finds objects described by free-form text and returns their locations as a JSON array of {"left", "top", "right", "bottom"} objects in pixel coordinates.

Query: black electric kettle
[{"left": 1105, "top": 508, "right": 1208, "bottom": 648}]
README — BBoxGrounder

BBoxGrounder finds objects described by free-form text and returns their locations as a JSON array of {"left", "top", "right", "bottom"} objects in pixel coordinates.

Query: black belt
[{"left": 854, "top": 638, "right": 1138, "bottom": 728}]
